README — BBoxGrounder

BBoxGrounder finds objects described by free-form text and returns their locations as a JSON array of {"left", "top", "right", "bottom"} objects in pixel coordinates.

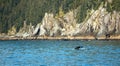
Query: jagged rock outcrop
[
  {"left": 16, "top": 21, "right": 35, "bottom": 37},
  {"left": 8, "top": 26, "right": 16, "bottom": 36},
  {"left": 39, "top": 11, "right": 78, "bottom": 37},
  {"left": 15, "top": 3, "right": 120, "bottom": 38},
  {"left": 40, "top": 13, "right": 62, "bottom": 36},
  {"left": 77, "top": 4, "right": 120, "bottom": 37},
  {"left": 33, "top": 23, "right": 40, "bottom": 36}
]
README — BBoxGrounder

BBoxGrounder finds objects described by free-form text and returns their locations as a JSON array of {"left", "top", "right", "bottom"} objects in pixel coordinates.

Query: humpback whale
[{"left": 74, "top": 46, "right": 83, "bottom": 50}]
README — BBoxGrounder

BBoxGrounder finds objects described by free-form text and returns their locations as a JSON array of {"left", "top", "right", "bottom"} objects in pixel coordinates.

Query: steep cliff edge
[{"left": 13, "top": 3, "right": 120, "bottom": 39}]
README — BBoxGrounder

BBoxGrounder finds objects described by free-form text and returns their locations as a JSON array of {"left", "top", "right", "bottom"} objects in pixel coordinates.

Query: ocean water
[{"left": 0, "top": 40, "right": 120, "bottom": 66}]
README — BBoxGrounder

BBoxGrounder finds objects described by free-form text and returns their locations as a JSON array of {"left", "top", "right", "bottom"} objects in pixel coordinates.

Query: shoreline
[{"left": 0, "top": 35, "right": 120, "bottom": 41}]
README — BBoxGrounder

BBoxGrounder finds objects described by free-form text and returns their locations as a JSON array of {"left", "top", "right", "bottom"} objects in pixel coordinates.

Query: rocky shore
[
  {"left": 0, "top": 35, "right": 120, "bottom": 40},
  {"left": 1, "top": 3, "right": 120, "bottom": 40}
]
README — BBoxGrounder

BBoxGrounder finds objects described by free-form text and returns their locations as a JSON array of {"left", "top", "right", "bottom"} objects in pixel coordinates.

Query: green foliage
[
  {"left": 0, "top": 0, "right": 120, "bottom": 33},
  {"left": 106, "top": 0, "right": 120, "bottom": 12},
  {"left": 76, "top": 0, "right": 105, "bottom": 23},
  {"left": 0, "top": 0, "right": 80, "bottom": 33}
]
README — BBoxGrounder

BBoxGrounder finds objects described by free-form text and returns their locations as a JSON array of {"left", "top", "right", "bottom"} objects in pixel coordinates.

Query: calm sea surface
[{"left": 0, "top": 40, "right": 120, "bottom": 66}]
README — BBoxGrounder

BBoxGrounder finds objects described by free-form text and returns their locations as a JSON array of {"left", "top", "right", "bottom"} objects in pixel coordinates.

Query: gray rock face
[
  {"left": 39, "top": 24, "right": 46, "bottom": 36},
  {"left": 36, "top": 11, "right": 77, "bottom": 37},
  {"left": 33, "top": 24, "right": 40, "bottom": 36},
  {"left": 116, "top": 13, "right": 120, "bottom": 34},
  {"left": 16, "top": 3, "right": 120, "bottom": 37},
  {"left": 16, "top": 21, "right": 35, "bottom": 37},
  {"left": 40, "top": 13, "right": 62, "bottom": 36},
  {"left": 78, "top": 5, "right": 120, "bottom": 36}
]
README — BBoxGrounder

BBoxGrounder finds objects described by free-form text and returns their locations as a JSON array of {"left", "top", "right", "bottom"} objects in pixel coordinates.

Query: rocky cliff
[{"left": 13, "top": 3, "right": 120, "bottom": 38}]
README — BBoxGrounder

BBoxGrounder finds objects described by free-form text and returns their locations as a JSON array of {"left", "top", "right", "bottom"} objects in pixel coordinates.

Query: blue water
[{"left": 0, "top": 40, "right": 120, "bottom": 66}]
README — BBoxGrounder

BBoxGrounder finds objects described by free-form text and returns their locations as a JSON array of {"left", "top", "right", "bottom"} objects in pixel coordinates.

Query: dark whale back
[{"left": 75, "top": 46, "right": 83, "bottom": 50}]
